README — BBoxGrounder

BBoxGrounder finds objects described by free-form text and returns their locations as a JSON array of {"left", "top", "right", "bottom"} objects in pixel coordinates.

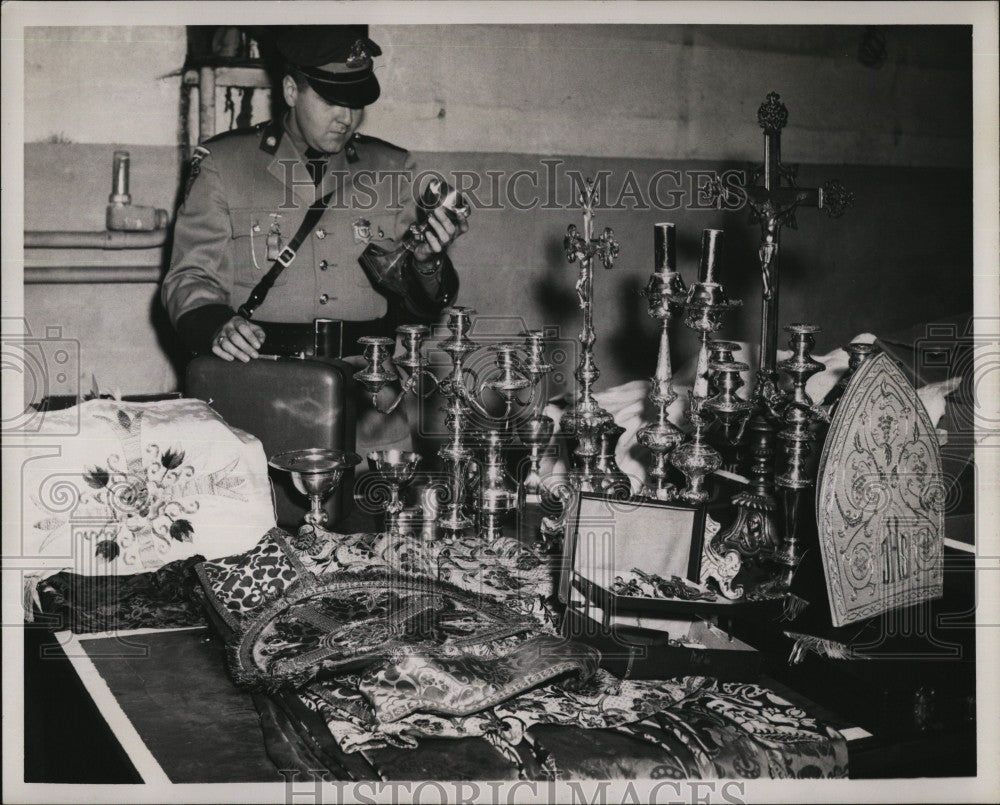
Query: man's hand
[
  {"left": 212, "top": 315, "right": 265, "bottom": 362},
  {"left": 412, "top": 205, "right": 470, "bottom": 263}
]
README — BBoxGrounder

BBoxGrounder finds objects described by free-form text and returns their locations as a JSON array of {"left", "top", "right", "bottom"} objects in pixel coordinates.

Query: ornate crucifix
[
  {"left": 714, "top": 91, "right": 854, "bottom": 562},
  {"left": 746, "top": 91, "right": 854, "bottom": 402},
  {"left": 561, "top": 178, "right": 620, "bottom": 489}
]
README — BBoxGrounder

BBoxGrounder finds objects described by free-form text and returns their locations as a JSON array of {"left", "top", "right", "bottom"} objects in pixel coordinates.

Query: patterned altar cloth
[{"left": 195, "top": 527, "right": 848, "bottom": 780}]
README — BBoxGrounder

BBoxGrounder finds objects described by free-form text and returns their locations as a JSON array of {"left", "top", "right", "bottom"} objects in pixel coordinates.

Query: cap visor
[{"left": 306, "top": 74, "right": 380, "bottom": 109}]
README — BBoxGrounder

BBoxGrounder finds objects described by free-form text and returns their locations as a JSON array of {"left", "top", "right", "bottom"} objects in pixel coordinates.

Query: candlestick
[
  {"left": 704, "top": 360, "right": 753, "bottom": 443},
  {"left": 706, "top": 340, "right": 742, "bottom": 395},
  {"left": 637, "top": 223, "right": 687, "bottom": 500},
  {"left": 822, "top": 341, "right": 879, "bottom": 416},
  {"left": 677, "top": 230, "right": 742, "bottom": 403},
  {"left": 774, "top": 323, "right": 826, "bottom": 581},
  {"left": 476, "top": 429, "right": 521, "bottom": 541},
  {"left": 667, "top": 229, "right": 742, "bottom": 504},
  {"left": 671, "top": 394, "right": 722, "bottom": 505},
  {"left": 515, "top": 329, "right": 555, "bottom": 498}
]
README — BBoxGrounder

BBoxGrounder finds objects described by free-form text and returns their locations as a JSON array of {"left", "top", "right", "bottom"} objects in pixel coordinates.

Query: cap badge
[{"left": 345, "top": 39, "right": 373, "bottom": 70}]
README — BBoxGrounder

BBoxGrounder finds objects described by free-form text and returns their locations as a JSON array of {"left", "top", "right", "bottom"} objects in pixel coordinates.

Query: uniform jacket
[{"left": 162, "top": 118, "right": 455, "bottom": 349}]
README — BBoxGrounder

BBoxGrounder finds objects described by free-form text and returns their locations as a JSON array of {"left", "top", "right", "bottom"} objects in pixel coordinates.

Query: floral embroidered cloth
[
  {"left": 296, "top": 672, "right": 847, "bottom": 779},
  {"left": 199, "top": 528, "right": 598, "bottom": 711},
  {"left": 225, "top": 571, "right": 551, "bottom": 692},
  {"left": 360, "top": 634, "right": 600, "bottom": 722},
  {"left": 196, "top": 528, "right": 848, "bottom": 779},
  {"left": 196, "top": 526, "right": 557, "bottom": 631},
  {"left": 20, "top": 399, "right": 276, "bottom": 592}
]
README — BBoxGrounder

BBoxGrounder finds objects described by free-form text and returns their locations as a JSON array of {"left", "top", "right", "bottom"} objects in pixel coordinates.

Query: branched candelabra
[
  {"left": 354, "top": 308, "right": 552, "bottom": 538},
  {"left": 561, "top": 178, "right": 620, "bottom": 491}
]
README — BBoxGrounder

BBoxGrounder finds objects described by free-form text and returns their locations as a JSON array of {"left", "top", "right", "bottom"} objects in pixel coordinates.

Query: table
[
  {"left": 23, "top": 505, "right": 977, "bottom": 783},
  {"left": 24, "top": 613, "right": 960, "bottom": 785}
]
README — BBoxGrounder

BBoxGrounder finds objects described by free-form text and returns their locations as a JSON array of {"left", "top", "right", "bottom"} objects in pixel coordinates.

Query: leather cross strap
[{"left": 237, "top": 188, "right": 335, "bottom": 319}]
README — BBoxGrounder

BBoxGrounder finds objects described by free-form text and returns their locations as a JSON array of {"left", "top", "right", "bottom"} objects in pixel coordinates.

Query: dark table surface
[{"left": 23, "top": 491, "right": 978, "bottom": 783}]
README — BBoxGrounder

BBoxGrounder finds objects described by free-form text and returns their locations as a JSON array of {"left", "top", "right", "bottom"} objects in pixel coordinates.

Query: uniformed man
[{"left": 162, "top": 24, "right": 468, "bottom": 362}]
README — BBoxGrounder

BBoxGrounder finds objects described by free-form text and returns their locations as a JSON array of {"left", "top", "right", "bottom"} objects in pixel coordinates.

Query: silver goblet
[
  {"left": 268, "top": 448, "right": 361, "bottom": 528},
  {"left": 367, "top": 449, "right": 422, "bottom": 537},
  {"left": 516, "top": 414, "right": 555, "bottom": 498}
]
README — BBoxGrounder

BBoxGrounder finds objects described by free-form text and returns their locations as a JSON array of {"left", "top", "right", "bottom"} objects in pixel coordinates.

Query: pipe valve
[{"left": 106, "top": 150, "right": 169, "bottom": 232}]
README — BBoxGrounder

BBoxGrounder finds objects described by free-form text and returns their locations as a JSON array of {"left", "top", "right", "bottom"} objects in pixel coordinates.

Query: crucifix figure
[
  {"left": 713, "top": 91, "right": 854, "bottom": 563},
  {"left": 561, "top": 178, "right": 620, "bottom": 490},
  {"left": 746, "top": 91, "right": 854, "bottom": 399}
]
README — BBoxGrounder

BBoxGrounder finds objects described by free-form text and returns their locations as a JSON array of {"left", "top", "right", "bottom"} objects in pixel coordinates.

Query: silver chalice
[
  {"left": 268, "top": 448, "right": 361, "bottom": 528},
  {"left": 367, "top": 449, "right": 422, "bottom": 537}
]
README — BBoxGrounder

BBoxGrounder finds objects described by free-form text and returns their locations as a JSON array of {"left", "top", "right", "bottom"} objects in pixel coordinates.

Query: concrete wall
[{"left": 22, "top": 24, "right": 973, "bottom": 400}]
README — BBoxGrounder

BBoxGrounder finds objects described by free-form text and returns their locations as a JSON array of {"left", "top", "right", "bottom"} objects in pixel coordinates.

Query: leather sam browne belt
[{"left": 256, "top": 317, "right": 394, "bottom": 359}]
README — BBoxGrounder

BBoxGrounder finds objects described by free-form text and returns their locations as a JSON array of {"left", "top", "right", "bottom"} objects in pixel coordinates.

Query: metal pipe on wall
[
  {"left": 24, "top": 265, "right": 161, "bottom": 284},
  {"left": 24, "top": 230, "right": 168, "bottom": 249}
]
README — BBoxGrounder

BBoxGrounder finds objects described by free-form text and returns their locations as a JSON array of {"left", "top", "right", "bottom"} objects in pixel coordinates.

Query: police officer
[{"left": 162, "top": 25, "right": 468, "bottom": 362}]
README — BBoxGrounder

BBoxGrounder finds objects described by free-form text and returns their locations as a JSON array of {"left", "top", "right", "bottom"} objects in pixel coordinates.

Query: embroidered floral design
[
  {"left": 95, "top": 539, "right": 120, "bottom": 561},
  {"left": 169, "top": 518, "right": 195, "bottom": 543},
  {"left": 83, "top": 466, "right": 110, "bottom": 490},
  {"left": 161, "top": 447, "right": 186, "bottom": 470},
  {"left": 31, "top": 406, "right": 249, "bottom": 564}
]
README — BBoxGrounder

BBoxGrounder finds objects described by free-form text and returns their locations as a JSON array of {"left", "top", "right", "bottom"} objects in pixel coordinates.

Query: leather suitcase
[{"left": 185, "top": 355, "right": 357, "bottom": 529}]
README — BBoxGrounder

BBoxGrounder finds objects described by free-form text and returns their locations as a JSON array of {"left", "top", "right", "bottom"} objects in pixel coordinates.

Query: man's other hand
[
  {"left": 412, "top": 204, "right": 470, "bottom": 262},
  {"left": 212, "top": 316, "right": 265, "bottom": 362}
]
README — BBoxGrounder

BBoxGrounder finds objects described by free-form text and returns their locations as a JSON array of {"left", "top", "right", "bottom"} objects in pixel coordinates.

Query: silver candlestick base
[{"left": 671, "top": 400, "right": 722, "bottom": 505}]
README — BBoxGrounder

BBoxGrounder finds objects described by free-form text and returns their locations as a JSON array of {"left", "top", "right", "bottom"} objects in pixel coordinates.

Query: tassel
[
  {"left": 781, "top": 593, "right": 810, "bottom": 621},
  {"left": 23, "top": 574, "right": 43, "bottom": 623},
  {"left": 784, "top": 630, "right": 869, "bottom": 664}
]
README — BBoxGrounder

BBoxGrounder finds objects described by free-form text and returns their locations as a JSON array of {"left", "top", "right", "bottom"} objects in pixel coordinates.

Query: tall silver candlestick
[
  {"left": 677, "top": 230, "right": 742, "bottom": 403},
  {"left": 671, "top": 229, "right": 741, "bottom": 504},
  {"left": 637, "top": 223, "right": 687, "bottom": 500}
]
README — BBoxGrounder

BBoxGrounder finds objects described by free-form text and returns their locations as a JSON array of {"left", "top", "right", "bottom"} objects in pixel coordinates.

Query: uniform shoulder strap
[{"left": 236, "top": 182, "right": 337, "bottom": 320}]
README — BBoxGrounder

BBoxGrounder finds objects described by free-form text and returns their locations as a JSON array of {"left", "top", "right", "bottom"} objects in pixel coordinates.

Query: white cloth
[{"left": 19, "top": 398, "right": 276, "bottom": 581}]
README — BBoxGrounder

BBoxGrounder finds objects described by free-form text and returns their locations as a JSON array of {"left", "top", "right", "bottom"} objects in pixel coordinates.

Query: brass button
[
  {"left": 319, "top": 260, "right": 329, "bottom": 271},
  {"left": 315, "top": 229, "right": 327, "bottom": 240},
  {"left": 319, "top": 293, "right": 329, "bottom": 304}
]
